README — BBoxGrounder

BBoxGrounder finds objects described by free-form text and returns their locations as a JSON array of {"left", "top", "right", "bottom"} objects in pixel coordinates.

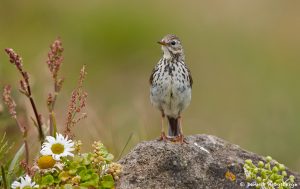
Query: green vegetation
[
  {"left": 244, "top": 156, "right": 295, "bottom": 189},
  {"left": 0, "top": 39, "right": 121, "bottom": 188},
  {"left": 33, "top": 141, "right": 121, "bottom": 188}
]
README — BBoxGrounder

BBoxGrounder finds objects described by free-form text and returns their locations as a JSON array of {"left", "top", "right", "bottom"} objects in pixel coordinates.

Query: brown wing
[
  {"left": 149, "top": 67, "right": 157, "bottom": 85},
  {"left": 188, "top": 69, "right": 193, "bottom": 88},
  {"left": 184, "top": 64, "right": 193, "bottom": 88}
]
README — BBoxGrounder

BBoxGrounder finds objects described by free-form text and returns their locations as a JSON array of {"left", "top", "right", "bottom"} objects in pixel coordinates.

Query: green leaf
[
  {"left": 8, "top": 144, "right": 24, "bottom": 172},
  {"left": 103, "top": 174, "right": 114, "bottom": 181},
  {"left": 41, "top": 174, "right": 54, "bottom": 186},
  {"left": 0, "top": 133, "right": 14, "bottom": 163},
  {"left": 80, "top": 180, "right": 98, "bottom": 187},
  {"left": 104, "top": 154, "right": 114, "bottom": 162},
  {"left": 100, "top": 174, "right": 114, "bottom": 188},
  {"left": 91, "top": 173, "right": 99, "bottom": 183},
  {"left": 78, "top": 170, "right": 99, "bottom": 187},
  {"left": 73, "top": 154, "right": 84, "bottom": 163},
  {"left": 33, "top": 173, "right": 42, "bottom": 186},
  {"left": 70, "top": 161, "right": 80, "bottom": 169},
  {"left": 68, "top": 161, "right": 80, "bottom": 175},
  {"left": 82, "top": 153, "right": 92, "bottom": 165},
  {"left": 68, "top": 168, "right": 77, "bottom": 175},
  {"left": 80, "top": 174, "right": 99, "bottom": 187},
  {"left": 59, "top": 171, "right": 70, "bottom": 182},
  {"left": 79, "top": 169, "right": 94, "bottom": 181},
  {"left": 101, "top": 180, "right": 114, "bottom": 188},
  {"left": 1, "top": 165, "right": 8, "bottom": 189},
  {"left": 54, "top": 175, "right": 61, "bottom": 184},
  {"left": 76, "top": 166, "right": 87, "bottom": 174}
]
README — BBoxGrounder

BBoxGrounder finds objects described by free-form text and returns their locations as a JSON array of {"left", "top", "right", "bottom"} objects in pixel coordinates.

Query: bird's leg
[
  {"left": 175, "top": 116, "right": 188, "bottom": 144},
  {"left": 158, "top": 112, "right": 167, "bottom": 141}
]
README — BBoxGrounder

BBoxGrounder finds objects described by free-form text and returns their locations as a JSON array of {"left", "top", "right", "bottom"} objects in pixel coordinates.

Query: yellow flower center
[
  {"left": 38, "top": 155, "right": 56, "bottom": 169},
  {"left": 51, "top": 143, "right": 65, "bottom": 154}
]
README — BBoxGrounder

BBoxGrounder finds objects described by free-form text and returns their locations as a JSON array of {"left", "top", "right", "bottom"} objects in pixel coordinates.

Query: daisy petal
[{"left": 40, "top": 133, "right": 75, "bottom": 160}]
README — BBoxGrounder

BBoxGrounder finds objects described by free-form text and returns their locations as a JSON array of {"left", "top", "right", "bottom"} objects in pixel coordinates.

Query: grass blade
[
  {"left": 1, "top": 165, "right": 7, "bottom": 189},
  {"left": 117, "top": 132, "right": 133, "bottom": 160},
  {"left": 9, "top": 144, "right": 24, "bottom": 173}
]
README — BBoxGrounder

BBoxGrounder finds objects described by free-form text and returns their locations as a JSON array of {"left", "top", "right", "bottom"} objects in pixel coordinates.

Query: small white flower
[
  {"left": 11, "top": 175, "right": 39, "bottom": 189},
  {"left": 40, "top": 133, "right": 74, "bottom": 160}
]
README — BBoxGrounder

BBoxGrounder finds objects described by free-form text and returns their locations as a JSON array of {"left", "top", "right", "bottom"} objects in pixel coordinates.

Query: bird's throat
[
  {"left": 162, "top": 46, "right": 172, "bottom": 59},
  {"left": 162, "top": 46, "right": 185, "bottom": 62}
]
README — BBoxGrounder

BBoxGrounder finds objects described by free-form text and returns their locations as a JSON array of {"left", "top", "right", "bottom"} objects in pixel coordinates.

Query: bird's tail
[{"left": 167, "top": 116, "right": 180, "bottom": 136}]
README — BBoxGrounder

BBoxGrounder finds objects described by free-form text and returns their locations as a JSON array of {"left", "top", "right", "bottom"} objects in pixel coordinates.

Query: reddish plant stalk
[
  {"left": 2, "top": 85, "right": 29, "bottom": 166},
  {"left": 46, "top": 39, "right": 64, "bottom": 136},
  {"left": 4, "top": 48, "right": 45, "bottom": 143},
  {"left": 64, "top": 65, "right": 88, "bottom": 138}
]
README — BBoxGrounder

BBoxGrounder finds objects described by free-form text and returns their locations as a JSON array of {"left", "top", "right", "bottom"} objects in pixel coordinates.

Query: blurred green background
[{"left": 0, "top": 1, "right": 300, "bottom": 171}]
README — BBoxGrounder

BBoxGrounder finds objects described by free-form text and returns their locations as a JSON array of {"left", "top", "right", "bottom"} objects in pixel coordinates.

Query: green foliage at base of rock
[{"left": 243, "top": 156, "right": 295, "bottom": 189}]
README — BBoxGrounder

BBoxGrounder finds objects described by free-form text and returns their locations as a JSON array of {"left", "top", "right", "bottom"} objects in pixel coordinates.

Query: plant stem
[
  {"left": 49, "top": 113, "right": 53, "bottom": 136},
  {"left": 15, "top": 119, "right": 29, "bottom": 165},
  {"left": 24, "top": 140, "right": 29, "bottom": 166},
  {"left": 4, "top": 48, "right": 45, "bottom": 143},
  {"left": 51, "top": 92, "right": 57, "bottom": 110},
  {"left": 49, "top": 91, "right": 58, "bottom": 136},
  {"left": 50, "top": 111, "right": 57, "bottom": 136},
  {"left": 26, "top": 82, "right": 44, "bottom": 142},
  {"left": 29, "top": 96, "right": 44, "bottom": 143},
  {"left": 1, "top": 165, "right": 7, "bottom": 189},
  {"left": 118, "top": 132, "right": 134, "bottom": 160}
]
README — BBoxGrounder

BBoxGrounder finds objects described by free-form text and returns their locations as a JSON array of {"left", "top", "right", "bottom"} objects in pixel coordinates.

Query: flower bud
[
  {"left": 256, "top": 176, "right": 262, "bottom": 183},
  {"left": 278, "top": 164, "right": 285, "bottom": 171},
  {"left": 282, "top": 171, "right": 287, "bottom": 177},
  {"left": 261, "top": 170, "right": 267, "bottom": 179},
  {"left": 245, "top": 159, "right": 252, "bottom": 165},
  {"left": 266, "top": 156, "right": 272, "bottom": 162},
  {"left": 270, "top": 174, "right": 276, "bottom": 181},
  {"left": 258, "top": 161, "right": 264, "bottom": 168},
  {"left": 272, "top": 166, "right": 278, "bottom": 173},
  {"left": 265, "top": 163, "right": 270, "bottom": 169}
]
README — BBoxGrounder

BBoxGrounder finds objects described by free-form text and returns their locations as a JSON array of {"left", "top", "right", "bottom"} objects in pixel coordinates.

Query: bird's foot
[
  {"left": 158, "top": 132, "right": 168, "bottom": 142},
  {"left": 170, "top": 134, "right": 188, "bottom": 144}
]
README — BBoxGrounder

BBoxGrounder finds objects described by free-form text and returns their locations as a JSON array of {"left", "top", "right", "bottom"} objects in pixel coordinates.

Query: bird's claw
[
  {"left": 158, "top": 132, "right": 168, "bottom": 142},
  {"left": 170, "top": 134, "right": 188, "bottom": 144},
  {"left": 158, "top": 133, "right": 188, "bottom": 144}
]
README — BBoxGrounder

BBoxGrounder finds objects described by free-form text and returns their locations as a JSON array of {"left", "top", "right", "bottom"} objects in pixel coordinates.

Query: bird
[{"left": 149, "top": 34, "right": 193, "bottom": 143}]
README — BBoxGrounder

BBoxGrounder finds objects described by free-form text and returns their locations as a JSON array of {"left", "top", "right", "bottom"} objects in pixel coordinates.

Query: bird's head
[{"left": 158, "top": 34, "right": 184, "bottom": 59}]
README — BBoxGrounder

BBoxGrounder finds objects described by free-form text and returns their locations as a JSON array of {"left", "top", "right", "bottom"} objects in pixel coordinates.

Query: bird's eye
[{"left": 170, "top": 41, "right": 176, "bottom": 45}]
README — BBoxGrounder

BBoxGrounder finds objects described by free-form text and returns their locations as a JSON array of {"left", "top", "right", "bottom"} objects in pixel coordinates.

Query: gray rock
[{"left": 117, "top": 134, "right": 300, "bottom": 189}]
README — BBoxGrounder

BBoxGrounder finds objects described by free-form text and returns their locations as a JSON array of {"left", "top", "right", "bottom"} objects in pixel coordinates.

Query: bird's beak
[{"left": 157, "top": 41, "right": 167, "bottom": 46}]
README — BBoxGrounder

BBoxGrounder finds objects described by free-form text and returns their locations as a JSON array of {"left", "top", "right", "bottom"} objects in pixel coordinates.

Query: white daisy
[
  {"left": 11, "top": 175, "right": 39, "bottom": 189},
  {"left": 40, "top": 133, "right": 74, "bottom": 160}
]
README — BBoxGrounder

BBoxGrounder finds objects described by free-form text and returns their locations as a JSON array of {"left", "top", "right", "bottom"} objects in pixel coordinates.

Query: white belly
[{"left": 150, "top": 76, "right": 191, "bottom": 118}]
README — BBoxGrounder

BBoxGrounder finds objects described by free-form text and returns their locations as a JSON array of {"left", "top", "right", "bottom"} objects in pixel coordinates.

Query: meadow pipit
[{"left": 150, "top": 34, "right": 193, "bottom": 143}]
